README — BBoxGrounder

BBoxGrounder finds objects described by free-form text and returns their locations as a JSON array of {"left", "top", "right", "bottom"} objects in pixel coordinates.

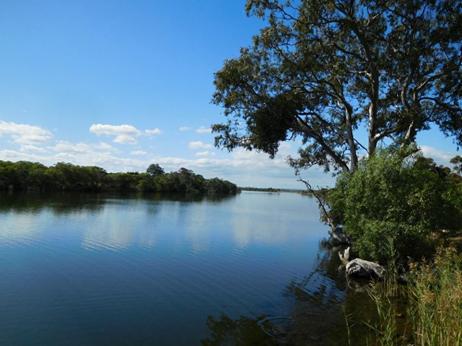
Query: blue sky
[{"left": 0, "top": 0, "right": 459, "bottom": 188}]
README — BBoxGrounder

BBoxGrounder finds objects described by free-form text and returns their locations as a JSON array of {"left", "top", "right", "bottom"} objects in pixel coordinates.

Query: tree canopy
[
  {"left": 451, "top": 155, "right": 462, "bottom": 173},
  {"left": 212, "top": 0, "right": 462, "bottom": 173},
  {"left": 0, "top": 160, "right": 238, "bottom": 195},
  {"left": 146, "top": 163, "right": 165, "bottom": 177}
]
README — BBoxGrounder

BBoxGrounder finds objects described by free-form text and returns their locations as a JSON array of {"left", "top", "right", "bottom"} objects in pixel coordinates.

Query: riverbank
[{"left": 311, "top": 148, "right": 462, "bottom": 345}]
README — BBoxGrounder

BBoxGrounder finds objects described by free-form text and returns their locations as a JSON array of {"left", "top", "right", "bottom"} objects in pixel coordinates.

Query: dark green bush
[{"left": 328, "top": 147, "right": 462, "bottom": 263}]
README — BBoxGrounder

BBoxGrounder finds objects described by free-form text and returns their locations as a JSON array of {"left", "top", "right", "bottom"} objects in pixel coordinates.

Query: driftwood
[
  {"left": 339, "top": 247, "right": 385, "bottom": 279},
  {"left": 346, "top": 258, "right": 385, "bottom": 279}
]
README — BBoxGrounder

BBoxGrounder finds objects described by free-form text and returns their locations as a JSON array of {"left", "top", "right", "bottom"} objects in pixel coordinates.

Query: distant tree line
[{"left": 0, "top": 161, "right": 238, "bottom": 195}]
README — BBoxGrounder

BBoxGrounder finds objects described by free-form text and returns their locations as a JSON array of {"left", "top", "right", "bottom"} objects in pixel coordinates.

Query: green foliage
[
  {"left": 451, "top": 155, "right": 462, "bottom": 174},
  {"left": 146, "top": 163, "right": 164, "bottom": 177},
  {"left": 213, "top": 0, "right": 462, "bottom": 173},
  {"left": 0, "top": 160, "right": 238, "bottom": 196},
  {"left": 328, "top": 148, "right": 462, "bottom": 262}
]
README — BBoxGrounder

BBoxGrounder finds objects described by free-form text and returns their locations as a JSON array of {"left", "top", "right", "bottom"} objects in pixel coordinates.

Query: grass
[
  {"left": 409, "top": 247, "right": 462, "bottom": 346},
  {"left": 364, "top": 247, "right": 462, "bottom": 346}
]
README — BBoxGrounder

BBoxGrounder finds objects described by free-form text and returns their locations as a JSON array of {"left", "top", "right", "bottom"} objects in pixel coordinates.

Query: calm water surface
[{"left": 0, "top": 192, "right": 368, "bottom": 345}]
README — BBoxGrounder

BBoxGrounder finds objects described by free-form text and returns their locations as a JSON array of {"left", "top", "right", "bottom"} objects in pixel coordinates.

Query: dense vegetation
[
  {"left": 327, "top": 147, "right": 462, "bottom": 263},
  {"left": 0, "top": 160, "right": 238, "bottom": 195},
  {"left": 324, "top": 148, "right": 462, "bottom": 344},
  {"left": 320, "top": 149, "right": 462, "bottom": 346}
]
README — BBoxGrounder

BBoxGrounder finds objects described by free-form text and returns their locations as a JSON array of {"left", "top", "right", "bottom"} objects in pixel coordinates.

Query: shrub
[{"left": 328, "top": 147, "right": 462, "bottom": 262}]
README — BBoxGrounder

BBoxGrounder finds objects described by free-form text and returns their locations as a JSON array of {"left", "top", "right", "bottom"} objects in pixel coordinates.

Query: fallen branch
[{"left": 297, "top": 176, "right": 334, "bottom": 229}]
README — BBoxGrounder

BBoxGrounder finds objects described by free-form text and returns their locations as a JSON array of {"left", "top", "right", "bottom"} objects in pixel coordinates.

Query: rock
[
  {"left": 345, "top": 258, "right": 385, "bottom": 279},
  {"left": 338, "top": 247, "right": 386, "bottom": 280}
]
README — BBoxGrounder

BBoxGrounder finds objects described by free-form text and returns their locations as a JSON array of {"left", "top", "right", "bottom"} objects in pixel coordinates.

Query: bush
[{"left": 328, "top": 147, "right": 462, "bottom": 262}]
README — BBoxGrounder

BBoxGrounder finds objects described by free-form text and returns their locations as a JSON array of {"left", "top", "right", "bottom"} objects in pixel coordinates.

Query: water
[{"left": 0, "top": 192, "right": 369, "bottom": 345}]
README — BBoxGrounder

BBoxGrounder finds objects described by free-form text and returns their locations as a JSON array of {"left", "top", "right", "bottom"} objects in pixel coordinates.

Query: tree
[
  {"left": 212, "top": 0, "right": 462, "bottom": 174},
  {"left": 146, "top": 163, "right": 165, "bottom": 177},
  {"left": 0, "top": 160, "right": 237, "bottom": 195},
  {"left": 451, "top": 155, "right": 462, "bottom": 174}
]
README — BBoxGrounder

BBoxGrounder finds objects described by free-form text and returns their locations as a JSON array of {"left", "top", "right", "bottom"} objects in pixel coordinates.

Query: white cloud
[
  {"left": 98, "top": 142, "right": 114, "bottom": 151},
  {"left": 420, "top": 145, "right": 455, "bottom": 164},
  {"left": 89, "top": 124, "right": 141, "bottom": 144},
  {"left": 179, "top": 126, "right": 191, "bottom": 132},
  {"left": 0, "top": 120, "right": 52, "bottom": 145},
  {"left": 196, "top": 126, "right": 212, "bottom": 134},
  {"left": 0, "top": 123, "right": 331, "bottom": 188},
  {"left": 52, "top": 141, "right": 116, "bottom": 161},
  {"left": 54, "top": 141, "right": 93, "bottom": 154},
  {"left": 145, "top": 128, "right": 161, "bottom": 136},
  {"left": 3, "top": 139, "right": 146, "bottom": 172},
  {"left": 19, "top": 144, "right": 48, "bottom": 153},
  {"left": 0, "top": 141, "right": 331, "bottom": 188},
  {"left": 188, "top": 141, "right": 213, "bottom": 150},
  {"left": 131, "top": 150, "right": 147, "bottom": 156},
  {"left": 195, "top": 151, "right": 211, "bottom": 157}
]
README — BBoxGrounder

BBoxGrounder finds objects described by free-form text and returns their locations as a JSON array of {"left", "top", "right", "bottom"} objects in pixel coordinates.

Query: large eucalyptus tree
[{"left": 212, "top": 0, "right": 462, "bottom": 174}]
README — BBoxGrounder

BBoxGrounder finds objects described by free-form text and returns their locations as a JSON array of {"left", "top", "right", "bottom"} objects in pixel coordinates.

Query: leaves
[
  {"left": 213, "top": 0, "right": 462, "bottom": 174},
  {"left": 328, "top": 147, "right": 462, "bottom": 262}
]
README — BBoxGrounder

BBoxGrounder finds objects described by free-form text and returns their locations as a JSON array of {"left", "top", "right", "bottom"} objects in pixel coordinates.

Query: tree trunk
[{"left": 345, "top": 106, "right": 358, "bottom": 171}]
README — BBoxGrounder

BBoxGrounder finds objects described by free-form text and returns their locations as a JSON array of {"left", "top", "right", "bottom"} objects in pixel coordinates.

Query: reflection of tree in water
[
  {"left": 201, "top": 314, "right": 277, "bottom": 346},
  {"left": 282, "top": 244, "right": 376, "bottom": 345},
  {"left": 0, "top": 192, "right": 106, "bottom": 214},
  {"left": 203, "top": 243, "right": 377, "bottom": 346},
  {"left": 0, "top": 192, "right": 234, "bottom": 215}
]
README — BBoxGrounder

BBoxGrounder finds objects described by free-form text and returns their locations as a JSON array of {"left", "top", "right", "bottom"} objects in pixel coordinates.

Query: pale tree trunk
[
  {"left": 345, "top": 105, "right": 358, "bottom": 171},
  {"left": 367, "top": 72, "right": 380, "bottom": 157}
]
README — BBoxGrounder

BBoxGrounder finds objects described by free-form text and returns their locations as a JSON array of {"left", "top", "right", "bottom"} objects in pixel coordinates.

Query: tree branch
[{"left": 297, "top": 176, "right": 334, "bottom": 229}]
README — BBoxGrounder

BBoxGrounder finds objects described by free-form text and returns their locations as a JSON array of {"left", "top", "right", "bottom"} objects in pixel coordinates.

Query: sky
[{"left": 0, "top": 0, "right": 459, "bottom": 188}]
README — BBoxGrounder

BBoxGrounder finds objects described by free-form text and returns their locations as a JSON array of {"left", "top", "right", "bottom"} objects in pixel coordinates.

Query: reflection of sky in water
[
  {"left": 0, "top": 192, "right": 332, "bottom": 346},
  {"left": 184, "top": 202, "right": 211, "bottom": 253},
  {"left": 0, "top": 212, "right": 51, "bottom": 245},
  {"left": 0, "top": 193, "right": 327, "bottom": 253},
  {"left": 82, "top": 202, "right": 159, "bottom": 250},
  {"left": 231, "top": 192, "right": 324, "bottom": 248}
]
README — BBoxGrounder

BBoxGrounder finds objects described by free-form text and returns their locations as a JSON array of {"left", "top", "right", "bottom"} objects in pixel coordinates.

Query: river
[{"left": 0, "top": 191, "right": 373, "bottom": 345}]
